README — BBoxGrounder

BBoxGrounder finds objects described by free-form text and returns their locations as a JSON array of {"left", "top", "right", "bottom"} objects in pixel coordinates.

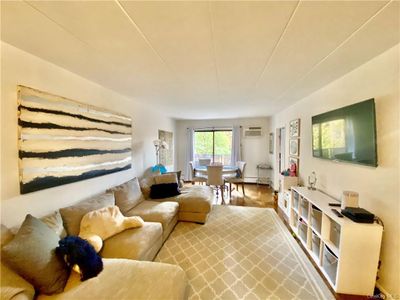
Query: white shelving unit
[
  {"left": 277, "top": 175, "right": 298, "bottom": 218},
  {"left": 289, "top": 187, "right": 383, "bottom": 296}
]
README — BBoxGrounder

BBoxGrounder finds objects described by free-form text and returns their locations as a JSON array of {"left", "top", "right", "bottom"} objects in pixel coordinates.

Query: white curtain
[
  {"left": 231, "top": 126, "right": 242, "bottom": 165},
  {"left": 185, "top": 128, "right": 195, "bottom": 180}
]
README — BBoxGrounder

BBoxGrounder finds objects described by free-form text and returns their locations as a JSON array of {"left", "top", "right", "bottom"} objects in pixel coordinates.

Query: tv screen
[{"left": 312, "top": 99, "right": 377, "bottom": 167}]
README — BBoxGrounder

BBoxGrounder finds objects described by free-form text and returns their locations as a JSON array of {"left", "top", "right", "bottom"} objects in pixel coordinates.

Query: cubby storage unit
[
  {"left": 289, "top": 187, "right": 383, "bottom": 296},
  {"left": 277, "top": 175, "right": 298, "bottom": 219}
]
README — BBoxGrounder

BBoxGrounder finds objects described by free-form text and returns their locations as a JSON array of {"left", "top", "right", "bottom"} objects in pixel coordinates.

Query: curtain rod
[{"left": 187, "top": 126, "right": 242, "bottom": 130}]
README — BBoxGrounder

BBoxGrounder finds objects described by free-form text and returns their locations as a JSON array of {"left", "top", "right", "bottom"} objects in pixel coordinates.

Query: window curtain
[
  {"left": 231, "top": 126, "right": 242, "bottom": 165},
  {"left": 185, "top": 128, "right": 195, "bottom": 180}
]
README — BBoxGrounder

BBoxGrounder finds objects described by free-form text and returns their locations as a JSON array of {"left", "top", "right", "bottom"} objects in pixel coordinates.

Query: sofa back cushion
[
  {"left": 108, "top": 178, "right": 144, "bottom": 214},
  {"left": 41, "top": 211, "right": 67, "bottom": 239},
  {"left": 60, "top": 193, "right": 115, "bottom": 236},
  {"left": 1, "top": 215, "right": 69, "bottom": 295},
  {"left": 139, "top": 177, "right": 156, "bottom": 199}
]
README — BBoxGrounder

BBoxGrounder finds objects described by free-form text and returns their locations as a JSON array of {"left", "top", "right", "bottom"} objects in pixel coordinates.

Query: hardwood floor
[{"left": 186, "top": 182, "right": 276, "bottom": 208}]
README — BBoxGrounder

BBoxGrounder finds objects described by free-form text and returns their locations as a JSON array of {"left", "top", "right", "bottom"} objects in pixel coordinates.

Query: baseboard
[{"left": 376, "top": 282, "right": 395, "bottom": 300}]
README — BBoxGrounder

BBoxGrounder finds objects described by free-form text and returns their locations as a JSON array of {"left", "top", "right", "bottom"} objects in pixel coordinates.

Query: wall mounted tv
[{"left": 312, "top": 99, "right": 377, "bottom": 167}]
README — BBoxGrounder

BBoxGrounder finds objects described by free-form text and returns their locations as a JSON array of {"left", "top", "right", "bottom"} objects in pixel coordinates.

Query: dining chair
[
  {"left": 225, "top": 161, "right": 247, "bottom": 197},
  {"left": 199, "top": 158, "right": 211, "bottom": 166},
  {"left": 206, "top": 165, "right": 226, "bottom": 204},
  {"left": 189, "top": 161, "right": 207, "bottom": 185}
]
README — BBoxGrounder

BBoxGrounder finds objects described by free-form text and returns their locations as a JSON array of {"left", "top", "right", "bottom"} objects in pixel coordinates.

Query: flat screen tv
[{"left": 312, "top": 99, "right": 377, "bottom": 167}]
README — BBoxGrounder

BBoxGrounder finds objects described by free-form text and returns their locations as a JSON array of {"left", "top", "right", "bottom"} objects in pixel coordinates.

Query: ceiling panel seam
[
  {"left": 271, "top": 0, "right": 393, "bottom": 105},
  {"left": 114, "top": 0, "right": 180, "bottom": 83},
  {"left": 208, "top": 1, "right": 221, "bottom": 100},
  {"left": 253, "top": 0, "right": 301, "bottom": 89},
  {"left": 24, "top": 1, "right": 100, "bottom": 54}
]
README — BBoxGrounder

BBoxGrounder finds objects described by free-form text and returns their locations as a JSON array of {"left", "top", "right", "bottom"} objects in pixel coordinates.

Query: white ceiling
[{"left": 1, "top": 1, "right": 399, "bottom": 119}]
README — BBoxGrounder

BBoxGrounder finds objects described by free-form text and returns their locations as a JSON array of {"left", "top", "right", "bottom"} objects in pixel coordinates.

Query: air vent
[{"left": 244, "top": 126, "right": 263, "bottom": 138}]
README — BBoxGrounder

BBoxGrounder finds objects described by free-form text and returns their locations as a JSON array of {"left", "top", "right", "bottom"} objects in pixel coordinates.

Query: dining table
[{"left": 194, "top": 165, "right": 239, "bottom": 177}]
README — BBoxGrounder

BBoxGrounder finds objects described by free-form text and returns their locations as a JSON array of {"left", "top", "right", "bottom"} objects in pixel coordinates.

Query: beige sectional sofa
[{"left": 1, "top": 175, "right": 214, "bottom": 300}]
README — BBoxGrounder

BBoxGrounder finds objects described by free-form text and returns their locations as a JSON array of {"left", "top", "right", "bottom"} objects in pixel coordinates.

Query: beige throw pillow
[
  {"left": 60, "top": 193, "right": 115, "bottom": 236},
  {"left": 154, "top": 173, "right": 178, "bottom": 185},
  {"left": 108, "top": 178, "right": 144, "bottom": 214},
  {"left": 79, "top": 206, "right": 144, "bottom": 252}
]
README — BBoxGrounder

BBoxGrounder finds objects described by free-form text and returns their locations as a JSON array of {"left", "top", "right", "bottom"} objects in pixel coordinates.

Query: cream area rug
[{"left": 155, "top": 206, "right": 334, "bottom": 300}]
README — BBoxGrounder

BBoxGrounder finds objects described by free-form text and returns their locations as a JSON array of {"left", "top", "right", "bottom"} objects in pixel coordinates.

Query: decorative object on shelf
[
  {"left": 308, "top": 171, "right": 317, "bottom": 190},
  {"left": 289, "top": 139, "right": 299, "bottom": 156},
  {"left": 341, "top": 191, "right": 359, "bottom": 209},
  {"left": 158, "top": 130, "right": 173, "bottom": 166},
  {"left": 289, "top": 119, "right": 300, "bottom": 138},
  {"left": 268, "top": 133, "right": 274, "bottom": 154},
  {"left": 17, "top": 85, "right": 132, "bottom": 194},
  {"left": 289, "top": 161, "right": 297, "bottom": 176},
  {"left": 289, "top": 157, "right": 299, "bottom": 174}
]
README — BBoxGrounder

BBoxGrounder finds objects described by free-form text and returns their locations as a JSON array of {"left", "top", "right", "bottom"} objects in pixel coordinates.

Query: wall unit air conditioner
[{"left": 244, "top": 126, "right": 263, "bottom": 138}]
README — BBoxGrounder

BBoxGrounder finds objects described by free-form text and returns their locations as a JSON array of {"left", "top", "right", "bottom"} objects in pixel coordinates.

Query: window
[{"left": 194, "top": 130, "right": 232, "bottom": 165}]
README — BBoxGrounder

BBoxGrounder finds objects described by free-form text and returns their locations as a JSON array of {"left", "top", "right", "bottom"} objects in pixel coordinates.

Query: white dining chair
[
  {"left": 189, "top": 161, "right": 207, "bottom": 185},
  {"left": 207, "top": 165, "right": 226, "bottom": 204},
  {"left": 199, "top": 158, "right": 211, "bottom": 166},
  {"left": 225, "top": 161, "right": 247, "bottom": 197}
]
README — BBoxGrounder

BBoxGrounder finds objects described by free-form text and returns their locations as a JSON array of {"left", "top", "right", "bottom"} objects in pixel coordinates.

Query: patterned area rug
[{"left": 155, "top": 206, "right": 334, "bottom": 300}]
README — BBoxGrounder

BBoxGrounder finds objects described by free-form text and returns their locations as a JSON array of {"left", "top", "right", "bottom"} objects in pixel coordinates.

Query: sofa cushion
[
  {"left": 139, "top": 177, "right": 155, "bottom": 199},
  {"left": 101, "top": 222, "right": 162, "bottom": 261},
  {"left": 150, "top": 183, "right": 180, "bottom": 199},
  {"left": 37, "top": 259, "right": 188, "bottom": 300},
  {"left": 59, "top": 193, "right": 115, "bottom": 236},
  {"left": 125, "top": 200, "right": 179, "bottom": 231},
  {"left": 1, "top": 262, "right": 35, "bottom": 300},
  {"left": 1, "top": 224, "right": 14, "bottom": 246},
  {"left": 159, "top": 185, "right": 213, "bottom": 214},
  {"left": 107, "top": 178, "right": 144, "bottom": 214},
  {"left": 154, "top": 173, "right": 178, "bottom": 185},
  {"left": 1, "top": 215, "right": 69, "bottom": 295}
]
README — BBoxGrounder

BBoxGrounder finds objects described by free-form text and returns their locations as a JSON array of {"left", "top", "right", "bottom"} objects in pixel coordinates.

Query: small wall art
[{"left": 289, "top": 119, "right": 300, "bottom": 138}]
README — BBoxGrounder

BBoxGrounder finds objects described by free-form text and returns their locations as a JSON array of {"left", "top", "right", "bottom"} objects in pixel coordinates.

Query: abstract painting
[
  {"left": 18, "top": 86, "right": 132, "bottom": 194},
  {"left": 158, "top": 130, "right": 173, "bottom": 166}
]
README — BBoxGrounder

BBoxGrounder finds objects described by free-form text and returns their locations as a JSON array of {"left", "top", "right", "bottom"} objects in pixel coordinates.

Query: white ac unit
[{"left": 244, "top": 126, "right": 263, "bottom": 138}]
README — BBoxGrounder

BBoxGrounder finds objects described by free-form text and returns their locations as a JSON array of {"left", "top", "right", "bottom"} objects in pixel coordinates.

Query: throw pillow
[
  {"left": 1, "top": 215, "right": 69, "bottom": 295},
  {"left": 41, "top": 211, "right": 67, "bottom": 239},
  {"left": 60, "top": 193, "right": 115, "bottom": 236},
  {"left": 164, "top": 171, "right": 183, "bottom": 188},
  {"left": 154, "top": 173, "right": 178, "bottom": 185},
  {"left": 107, "top": 178, "right": 144, "bottom": 214},
  {"left": 79, "top": 206, "right": 144, "bottom": 252},
  {"left": 150, "top": 183, "right": 180, "bottom": 199}
]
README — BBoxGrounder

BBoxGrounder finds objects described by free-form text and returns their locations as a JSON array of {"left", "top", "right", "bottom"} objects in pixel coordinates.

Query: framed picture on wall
[
  {"left": 289, "top": 119, "right": 300, "bottom": 138},
  {"left": 289, "top": 139, "right": 299, "bottom": 156},
  {"left": 269, "top": 133, "right": 274, "bottom": 154}
]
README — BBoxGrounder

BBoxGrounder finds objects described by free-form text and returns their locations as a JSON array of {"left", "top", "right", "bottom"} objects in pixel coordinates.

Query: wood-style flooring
[{"left": 185, "top": 182, "right": 276, "bottom": 208}]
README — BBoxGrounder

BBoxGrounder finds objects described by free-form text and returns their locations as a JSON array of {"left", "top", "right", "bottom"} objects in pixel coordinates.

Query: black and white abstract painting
[{"left": 18, "top": 86, "right": 132, "bottom": 194}]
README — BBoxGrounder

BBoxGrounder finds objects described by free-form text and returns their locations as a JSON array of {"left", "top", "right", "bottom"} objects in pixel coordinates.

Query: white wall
[
  {"left": 271, "top": 44, "right": 399, "bottom": 296},
  {"left": 0, "top": 42, "right": 176, "bottom": 227},
  {"left": 175, "top": 117, "right": 272, "bottom": 182}
]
